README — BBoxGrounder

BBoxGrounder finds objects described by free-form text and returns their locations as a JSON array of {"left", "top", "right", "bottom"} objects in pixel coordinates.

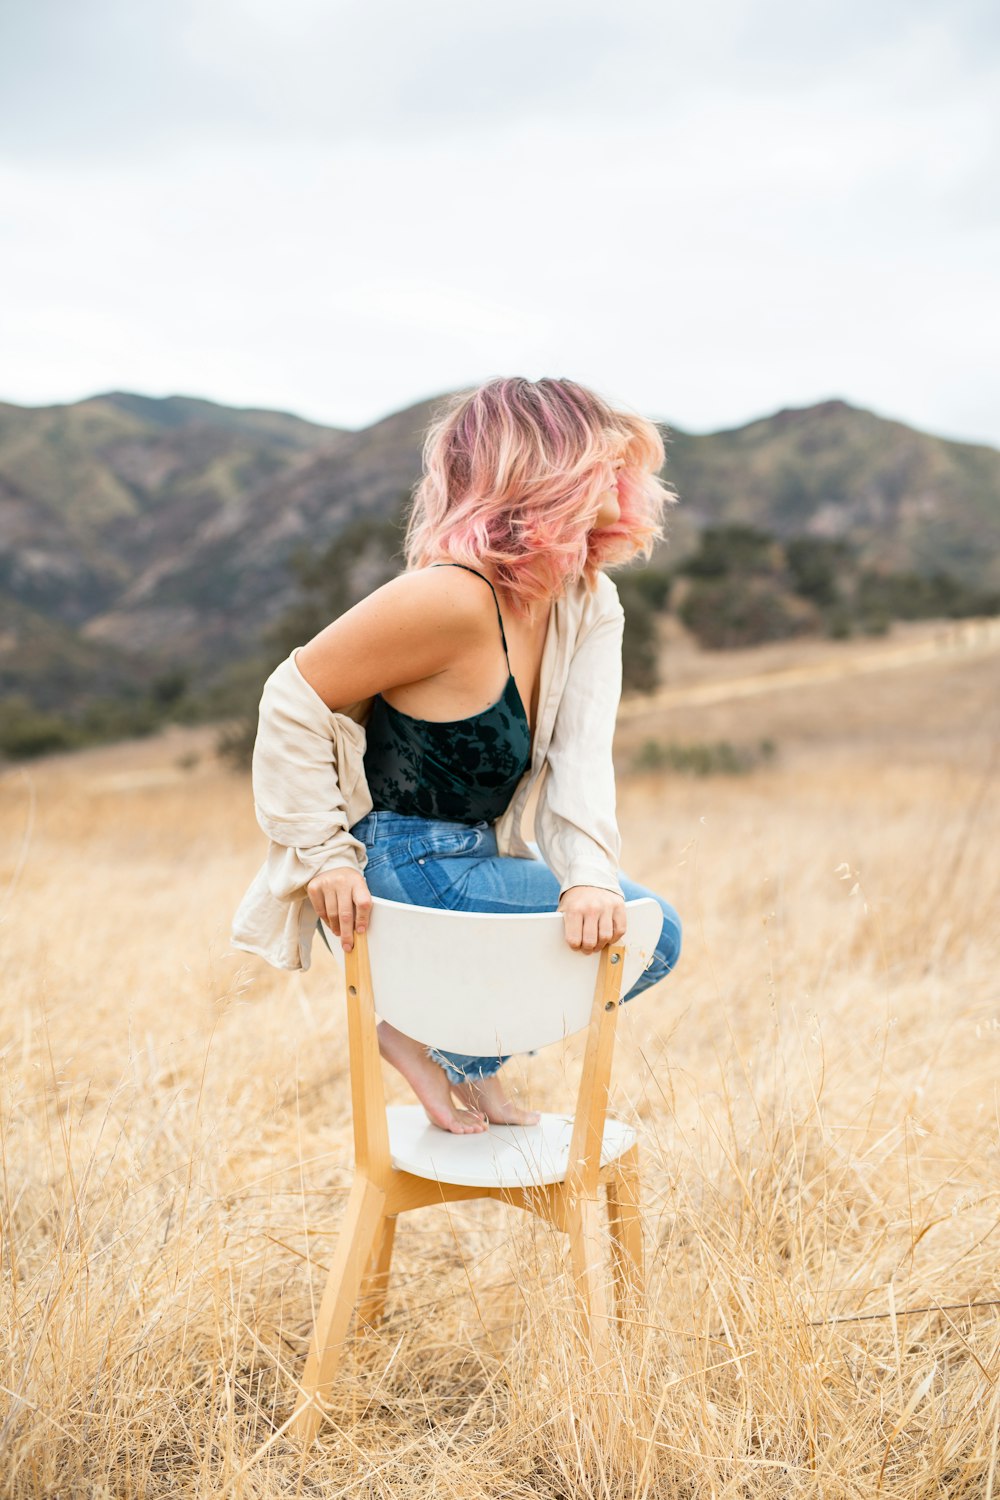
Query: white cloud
[{"left": 0, "top": 0, "right": 997, "bottom": 444}]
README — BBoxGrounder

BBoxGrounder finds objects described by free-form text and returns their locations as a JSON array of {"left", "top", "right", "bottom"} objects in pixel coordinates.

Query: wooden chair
[{"left": 291, "top": 894, "right": 664, "bottom": 1445}]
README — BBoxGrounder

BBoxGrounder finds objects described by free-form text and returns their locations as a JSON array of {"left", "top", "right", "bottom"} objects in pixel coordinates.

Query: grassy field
[{"left": 1, "top": 619, "right": 999, "bottom": 1498}]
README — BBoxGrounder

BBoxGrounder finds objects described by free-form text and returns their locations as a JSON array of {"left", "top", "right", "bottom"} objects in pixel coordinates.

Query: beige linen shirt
[{"left": 231, "top": 569, "right": 625, "bottom": 970}]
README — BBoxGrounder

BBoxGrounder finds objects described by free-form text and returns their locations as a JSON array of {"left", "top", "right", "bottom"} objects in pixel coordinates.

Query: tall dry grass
[{"left": 1, "top": 641, "right": 999, "bottom": 1498}]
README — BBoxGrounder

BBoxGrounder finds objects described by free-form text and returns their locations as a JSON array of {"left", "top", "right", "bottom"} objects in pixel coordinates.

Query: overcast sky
[{"left": 1, "top": 0, "right": 998, "bottom": 445}]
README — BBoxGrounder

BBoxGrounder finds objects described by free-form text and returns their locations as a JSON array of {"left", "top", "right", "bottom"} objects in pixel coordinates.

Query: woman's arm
[
  {"left": 250, "top": 656, "right": 371, "bottom": 890},
  {"left": 259, "top": 567, "right": 492, "bottom": 952},
  {"left": 535, "top": 573, "right": 628, "bottom": 953}
]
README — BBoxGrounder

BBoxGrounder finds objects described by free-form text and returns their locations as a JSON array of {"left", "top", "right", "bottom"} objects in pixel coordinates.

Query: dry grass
[{"left": 1, "top": 628, "right": 999, "bottom": 1498}]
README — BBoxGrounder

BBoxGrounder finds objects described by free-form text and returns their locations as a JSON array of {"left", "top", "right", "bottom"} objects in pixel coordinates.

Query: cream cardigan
[{"left": 231, "top": 569, "right": 625, "bottom": 970}]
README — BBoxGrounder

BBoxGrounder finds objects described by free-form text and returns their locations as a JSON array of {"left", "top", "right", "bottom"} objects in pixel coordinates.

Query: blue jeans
[{"left": 340, "top": 809, "right": 682, "bottom": 1086}]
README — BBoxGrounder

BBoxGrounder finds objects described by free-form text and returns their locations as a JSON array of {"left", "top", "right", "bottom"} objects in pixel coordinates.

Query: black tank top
[{"left": 362, "top": 563, "right": 532, "bottom": 824}]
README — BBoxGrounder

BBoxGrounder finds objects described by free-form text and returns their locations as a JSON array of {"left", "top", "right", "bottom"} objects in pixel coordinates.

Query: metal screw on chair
[
  {"left": 606, "top": 952, "right": 621, "bottom": 1007},
  {"left": 348, "top": 985, "right": 357, "bottom": 996}
]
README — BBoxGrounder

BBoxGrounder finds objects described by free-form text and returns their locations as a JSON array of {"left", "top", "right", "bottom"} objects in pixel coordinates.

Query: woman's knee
[
  {"left": 619, "top": 876, "right": 682, "bottom": 969},
  {"left": 617, "top": 891, "right": 681, "bottom": 1002},
  {"left": 656, "top": 899, "right": 682, "bottom": 972}
]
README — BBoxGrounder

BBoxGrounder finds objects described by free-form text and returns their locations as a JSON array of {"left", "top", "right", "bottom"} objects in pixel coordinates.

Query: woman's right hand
[{"left": 306, "top": 868, "right": 373, "bottom": 952}]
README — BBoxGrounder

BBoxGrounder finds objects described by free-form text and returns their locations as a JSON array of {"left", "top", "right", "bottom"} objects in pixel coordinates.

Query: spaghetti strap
[{"left": 429, "top": 562, "right": 511, "bottom": 666}]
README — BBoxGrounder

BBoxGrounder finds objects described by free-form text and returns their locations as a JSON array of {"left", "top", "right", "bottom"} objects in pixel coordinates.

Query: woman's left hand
[{"left": 557, "top": 885, "right": 627, "bottom": 954}]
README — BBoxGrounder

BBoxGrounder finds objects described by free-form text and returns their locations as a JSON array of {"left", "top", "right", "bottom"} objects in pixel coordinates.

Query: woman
[{"left": 233, "top": 377, "right": 682, "bottom": 1137}]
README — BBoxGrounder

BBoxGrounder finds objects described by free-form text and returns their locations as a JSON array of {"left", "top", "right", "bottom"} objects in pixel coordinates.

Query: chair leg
[
  {"left": 356, "top": 1213, "right": 397, "bottom": 1330},
  {"left": 565, "top": 1194, "right": 613, "bottom": 1369},
  {"left": 606, "top": 1145, "right": 644, "bottom": 1326},
  {"left": 292, "top": 1176, "right": 387, "bottom": 1446}
]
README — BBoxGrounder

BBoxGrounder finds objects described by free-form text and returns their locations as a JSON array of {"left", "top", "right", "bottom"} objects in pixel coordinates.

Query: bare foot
[
  {"left": 455, "top": 1073, "right": 541, "bottom": 1127},
  {"left": 377, "top": 1022, "right": 489, "bottom": 1134}
]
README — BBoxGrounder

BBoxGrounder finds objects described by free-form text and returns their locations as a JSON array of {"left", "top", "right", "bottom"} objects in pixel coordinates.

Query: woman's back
[{"left": 362, "top": 564, "right": 535, "bottom": 824}]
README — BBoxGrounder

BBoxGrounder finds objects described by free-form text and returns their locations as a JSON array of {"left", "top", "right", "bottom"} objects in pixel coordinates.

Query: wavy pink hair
[{"left": 404, "top": 376, "right": 676, "bottom": 613}]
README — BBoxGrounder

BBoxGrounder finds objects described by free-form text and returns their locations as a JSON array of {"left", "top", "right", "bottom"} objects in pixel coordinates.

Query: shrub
[
  {"left": 617, "top": 580, "right": 660, "bottom": 693},
  {"left": 623, "top": 565, "right": 673, "bottom": 611},
  {"left": 0, "top": 693, "right": 168, "bottom": 762},
  {"left": 679, "top": 525, "right": 776, "bottom": 579},
  {"left": 679, "top": 578, "right": 817, "bottom": 649},
  {"left": 632, "top": 737, "right": 777, "bottom": 776},
  {"left": 855, "top": 568, "right": 1000, "bottom": 622},
  {"left": 786, "top": 537, "right": 850, "bottom": 607},
  {"left": 0, "top": 698, "right": 81, "bottom": 760}
]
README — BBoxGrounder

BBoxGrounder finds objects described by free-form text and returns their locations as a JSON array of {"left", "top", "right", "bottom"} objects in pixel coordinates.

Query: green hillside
[
  {"left": 0, "top": 389, "right": 997, "bottom": 757},
  {"left": 663, "top": 399, "right": 1000, "bottom": 585}
]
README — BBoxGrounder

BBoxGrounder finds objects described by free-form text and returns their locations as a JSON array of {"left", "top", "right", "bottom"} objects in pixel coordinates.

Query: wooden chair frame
[{"left": 291, "top": 929, "right": 642, "bottom": 1445}]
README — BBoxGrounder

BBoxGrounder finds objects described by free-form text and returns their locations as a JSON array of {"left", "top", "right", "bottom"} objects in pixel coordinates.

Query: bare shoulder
[
  {"left": 369, "top": 563, "right": 499, "bottom": 629},
  {"left": 391, "top": 562, "right": 497, "bottom": 605},
  {"left": 294, "top": 562, "right": 500, "bottom": 710}
]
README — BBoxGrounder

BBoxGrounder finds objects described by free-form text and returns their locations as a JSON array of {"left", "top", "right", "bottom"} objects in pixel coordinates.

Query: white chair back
[{"left": 327, "top": 895, "right": 664, "bottom": 1054}]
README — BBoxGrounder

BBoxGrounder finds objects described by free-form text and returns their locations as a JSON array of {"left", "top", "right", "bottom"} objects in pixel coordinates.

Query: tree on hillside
[
  {"left": 675, "top": 525, "right": 818, "bottom": 648},
  {"left": 679, "top": 525, "right": 776, "bottom": 578},
  {"left": 679, "top": 577, "right": 816, "bottom": 650},
  {"left": 785, "top": 537, "right": 851, "bottom": 608},
  {"left": 613, "top": 565, "right": 673, "bottom": 694}
]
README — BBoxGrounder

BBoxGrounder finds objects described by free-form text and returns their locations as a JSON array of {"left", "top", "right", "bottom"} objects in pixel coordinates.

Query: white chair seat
[{"left": 386, "top": 1104, "right": 637, "bottom": 1189}]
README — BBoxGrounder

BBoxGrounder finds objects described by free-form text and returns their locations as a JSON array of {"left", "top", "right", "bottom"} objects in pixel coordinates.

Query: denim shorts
[{"left": 338, "top": 809, "right": 682, "bottom": 1087}]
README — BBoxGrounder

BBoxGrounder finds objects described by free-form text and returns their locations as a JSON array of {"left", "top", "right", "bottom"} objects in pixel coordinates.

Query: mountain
[
  {"left": 0, "top": 390, "right": 343, "bottom": 618},
  {"left": 1, "top": 389, "right": 998, "bottom": 716},
  {"left": 659, "top": 398, "right": 1000, "bottom": 584},
  {"left": 0, "top": 391, "right": 350, "bottom": 705},
  {"left": 77, "top": 395, "right": 437, "bottom": 663}
]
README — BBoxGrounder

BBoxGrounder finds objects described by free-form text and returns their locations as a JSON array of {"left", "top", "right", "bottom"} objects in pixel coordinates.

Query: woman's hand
[
  {"left": 557, "top": 885, "right": 627, "bottom": 954},
  {"left": 306, "top": 868, "right": 373, "bottom": 952}
]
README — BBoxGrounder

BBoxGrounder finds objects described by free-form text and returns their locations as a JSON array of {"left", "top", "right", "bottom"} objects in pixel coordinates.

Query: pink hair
[{"left": 403, "top": 376, "right": 677, "bottom": 614}]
